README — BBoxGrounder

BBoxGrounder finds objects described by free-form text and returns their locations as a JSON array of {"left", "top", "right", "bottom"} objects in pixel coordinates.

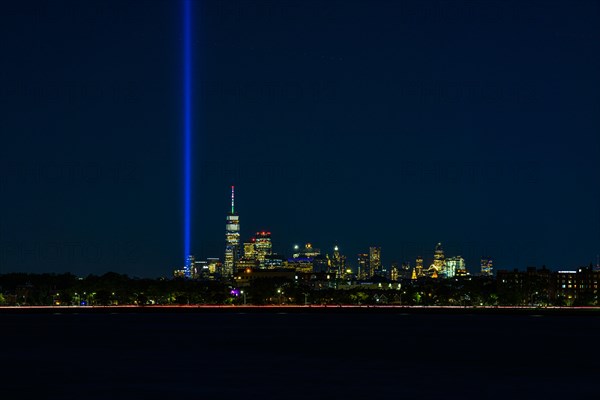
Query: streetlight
[{"left": 241, "top": 290, "right": 246, "bottom": 305}]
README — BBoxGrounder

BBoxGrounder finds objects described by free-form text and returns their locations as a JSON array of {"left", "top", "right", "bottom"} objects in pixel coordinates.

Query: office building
[
  {"left": 390, "top": 263, "right": 399, "bottom": 281},
  {"left": 184, "top": 254, "right": 195, "bottom": 279},
  {"left": 481, "top": 257, "right": 493, "bottom": 276},
  {"left": 293, "top": 243, "right": 321, "bottom": 258},
  {"left": 264, "top": 254, "right": 285, "bottom": 269},
  {"left": 370, "top": 246, "right": 382, "bottom": 277},
  {"left": 224, "top": 186, "right": 240, "bottom": 278},
  {"left": 243, "top": 239, "right": 257, "bottom": 260},
  {"left": 429, "top": 242, "right": 446, "bottom": 277},
  {"left": 255, "top": 231, "right": 273, "bottom": 266},
  {"left": 357, "top": 253, "right": 369, "bottom": 280},
  {"left": 330, "top": 246, "right": 347, "bottom": 278},
  {"left": 446, "top": 256, "right": 465, "bottom": 279},
  {"left": 415, "top": 256, "right": 424, "bottom": 277}
]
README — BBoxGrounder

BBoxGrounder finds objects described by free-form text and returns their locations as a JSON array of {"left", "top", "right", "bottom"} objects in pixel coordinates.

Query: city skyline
[
  {"left": 1, "top": 1, "right": 599, "bottom": 277},
  {"left": 2, "top": 3, "right": 599, "bottom": 399},
  {"left": 176, "top": 185, "right": 597, "bottom": 279}
]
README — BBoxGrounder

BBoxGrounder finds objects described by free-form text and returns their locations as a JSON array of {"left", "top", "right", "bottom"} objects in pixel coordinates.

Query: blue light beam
[{"left": 183, "top": 0, "right": 192, "bottom": 277}]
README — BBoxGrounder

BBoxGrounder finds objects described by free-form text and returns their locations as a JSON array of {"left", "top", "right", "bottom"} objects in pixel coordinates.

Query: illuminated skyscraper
[
  {"left": 224, "top": 186, "right": 240, "bottom": 277},
  {"left": 243, "top": 238, "right": 257, "bottom": 259},
  {"left": 481, "top": 257, "right": 493, "bottom": 276},
  {"left": 369, "top": 246, "right": 382, "bottom": 277},
  {"left": 237, "top": 237, "right": 259, "bottom": 271},
  {"left": 264, "top": 254, "right": 285, "bottom": 269},
  {"left": 288, "top": 243, "right": 320, "bottom": 273},
  {"left": 357, "top": 253, "right": 369, "bottom": 280},
  {"left": 330, "top": 246, "right": 346, "bottom": 278},
  {"left": 455, "top": 262, "right": 469, "bottom": 277},
  {"left": 255, "top": 231, "right": 273, "bottom": 266},
  {"left": 207, "top": 257, "right": 222, "bottom": 275},
  {"left": 446, "top": 256, "right": 465, "bottom": 278},
  {"left": 390, "top": 263, "right": 399, "bottom": 281},
  {"left": 429, "top": 242, "right": 446, "bottom": 276},
  {"left": 184, "top": 254, "right": 194, "bottom": 279},
  {"left": 415, "top": 256, "right": 424, "bottom": 277}
]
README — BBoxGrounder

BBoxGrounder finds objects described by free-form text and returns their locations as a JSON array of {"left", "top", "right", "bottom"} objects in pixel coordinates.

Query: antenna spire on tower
[{"left": 231, "top": 185, "right": 235, "bottom": 214}]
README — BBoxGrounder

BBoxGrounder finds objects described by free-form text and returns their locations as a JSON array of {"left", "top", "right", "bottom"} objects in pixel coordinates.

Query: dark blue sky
[{"left": 1, "top": 0, "right": 599, "bottom": 277}]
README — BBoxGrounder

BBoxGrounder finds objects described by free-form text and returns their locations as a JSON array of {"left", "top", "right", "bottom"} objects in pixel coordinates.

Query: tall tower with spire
[
  {"left": 331, "top": 246, "right": 346, "bottom": 278},
  {"left": 224, "top": 186, "right": 240, "bottom": 277},
  {"left": 430, "top": 242, "right": 446, "bottom": 276}
]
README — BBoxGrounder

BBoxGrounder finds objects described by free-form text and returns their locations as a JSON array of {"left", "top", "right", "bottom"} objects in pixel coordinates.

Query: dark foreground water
[{"left": 1, "top": 312, "right": 599, "bottom": 399}]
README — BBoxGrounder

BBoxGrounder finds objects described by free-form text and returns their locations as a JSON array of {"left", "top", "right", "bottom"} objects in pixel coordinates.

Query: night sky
[{"left": 1, "top": 0, "right": 599, "bottom": 277}]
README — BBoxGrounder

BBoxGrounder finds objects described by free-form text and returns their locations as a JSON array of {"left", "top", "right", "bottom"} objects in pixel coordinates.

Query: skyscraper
[
  {"left": 481, "top": 257, "right": 493, "bottom": 276},
  {"left": 288, "top": 243, "right": 320, "bottom": 273},
  {"left": 243, "top": 238, "right": 257, "bottom": 260},
  {"left": 390, "top": 263, "right": 399, "bottom": 281},
  {"left": 429, "top": 242, "right": 446, "bottom": 276},
  {"left": 446, "top": 256, "right": 465, "bottom": 278},
  {"left": 331, "top": 246, "right": 346, "bottom": 278},
  {"left": 255, "top": 231, "right": 273, "bottom": 266},
  {"left": 369, "top": 246, "right": 382, "bottom": 277},
  {"left": 184, "top": 254, "right": 194, "bottom": 279},
  {"left": 357, "top": 253, "right": 369, "bottom": 280},
  {"left": 415, "top": 256, "right": 424, "bottom": 277},
  {"left": 224, "top": 186, "right": 240, "bottom": 278}
]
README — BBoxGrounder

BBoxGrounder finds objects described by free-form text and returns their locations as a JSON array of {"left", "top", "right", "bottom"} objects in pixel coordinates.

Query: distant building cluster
[
  {"left": 174, "top": 187, "right": 497, "bottom": 282},
  {"left": 497, "top": 266, "right": 600, "bottom": 306},
  {"left": 171, "top": 186, "right": 599, "bottom": 307}
]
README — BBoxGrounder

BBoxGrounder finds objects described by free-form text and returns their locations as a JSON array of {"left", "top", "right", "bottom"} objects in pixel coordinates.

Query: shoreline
[{"left": 1, "top": 305, "right": 600, "bottom": 315}]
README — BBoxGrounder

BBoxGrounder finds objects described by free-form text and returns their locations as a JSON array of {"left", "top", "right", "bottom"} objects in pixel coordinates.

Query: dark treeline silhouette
[
  {"left": 0, "top": 272, "right": 230, "bottom": 306},
  {"left": 0, "top": 268, "right": 597, "bottom": 307}
]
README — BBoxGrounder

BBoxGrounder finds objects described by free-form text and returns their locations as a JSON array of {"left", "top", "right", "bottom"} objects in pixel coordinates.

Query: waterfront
[{"left": 1, "top": 311, "right": 599, "bottom": 399}]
